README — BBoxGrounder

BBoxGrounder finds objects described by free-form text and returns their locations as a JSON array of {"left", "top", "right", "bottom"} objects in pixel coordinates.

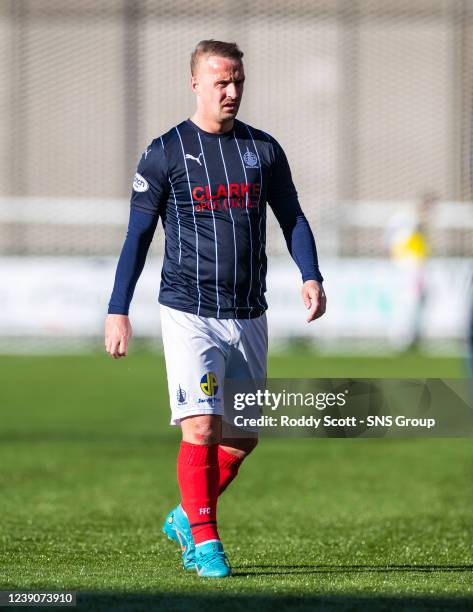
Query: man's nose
[{"left": 226, "top": 83, "right": 238, "bottom": 99}]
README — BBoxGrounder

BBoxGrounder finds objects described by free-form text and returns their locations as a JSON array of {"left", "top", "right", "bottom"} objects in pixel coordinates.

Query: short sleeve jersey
[{"left": 130, "top": 117, "right": 306, "bottom": 319}]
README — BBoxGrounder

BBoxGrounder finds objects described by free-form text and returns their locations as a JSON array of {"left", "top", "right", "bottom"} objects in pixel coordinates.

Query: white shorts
[{"left": 160, "top": 304, "right": 268, "bottom": 426}]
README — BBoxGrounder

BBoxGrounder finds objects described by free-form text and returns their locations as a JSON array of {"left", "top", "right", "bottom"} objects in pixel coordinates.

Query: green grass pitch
[{"left": 0, "top": 351, "right": 472, "bottom": 611}]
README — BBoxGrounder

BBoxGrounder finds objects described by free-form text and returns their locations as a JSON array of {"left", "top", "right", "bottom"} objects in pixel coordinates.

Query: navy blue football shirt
[{"left": 108, "top": 117, "right": 323, "bottom": 319}]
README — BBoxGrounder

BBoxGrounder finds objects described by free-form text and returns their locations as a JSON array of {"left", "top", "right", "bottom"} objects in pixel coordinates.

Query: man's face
[{"left": 191, "top": 55, "right": 245, "bottom": 122}]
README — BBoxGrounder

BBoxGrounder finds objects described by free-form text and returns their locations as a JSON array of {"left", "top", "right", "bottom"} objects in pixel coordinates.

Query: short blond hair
[{"left": 190, "top": 40, "right": 244, "bottom": 76}]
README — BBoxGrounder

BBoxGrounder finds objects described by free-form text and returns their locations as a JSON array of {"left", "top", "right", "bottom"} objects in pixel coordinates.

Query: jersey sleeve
[
  {"left": 266, "top": 136, "right": 301, "bottom": 213},
  {"left": 266, "top": 136, "right": 324, "bottom": 284},
  {"left": 130, "top": 138, "right": 169, "bottom": 215},
  {"left": 107, "top": 138, "right": 168, "bottom": 315},
  {"left": 107, "top": 209, "right": 159, "bottom": 315}
]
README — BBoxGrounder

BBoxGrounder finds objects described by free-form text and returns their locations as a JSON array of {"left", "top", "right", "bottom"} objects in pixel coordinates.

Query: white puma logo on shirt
[{"left": 185, "top": 152, "right": 203, "bottom": 166}]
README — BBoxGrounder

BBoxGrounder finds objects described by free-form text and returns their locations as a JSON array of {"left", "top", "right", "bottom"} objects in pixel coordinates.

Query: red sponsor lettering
[
  {"left": 240, "top": 183, "right": 250, "bottom": 196},
  {"left": 228, "top": 183, "right": 239, "bottom": 197},
  {"left": 193, "top": 183, "right": 260, "bottom": 200},
  {"left": 192, "top": 184, "right": 261, "bottom": 210},
  {"left": 193, "top": 186, "right": 205, "bottom": 201},
  {"left": 215, "top": 184, "right": 228, "bottom": 199}
]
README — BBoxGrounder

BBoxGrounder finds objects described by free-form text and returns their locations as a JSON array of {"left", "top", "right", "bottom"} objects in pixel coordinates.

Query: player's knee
[
  {"left": 181, "top": 414, "right": 222, "bottom": 445},
  {"left": 221, "top": 436, "right": 258, "bottom": 456}
]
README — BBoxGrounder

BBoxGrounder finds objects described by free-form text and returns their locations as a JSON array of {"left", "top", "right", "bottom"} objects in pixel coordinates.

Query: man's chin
[{"left": 221, "top": 108, "right": 239, "bottom": 118}]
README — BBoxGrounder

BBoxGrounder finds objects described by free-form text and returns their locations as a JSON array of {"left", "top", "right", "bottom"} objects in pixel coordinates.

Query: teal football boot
[
  {"left": 162, "top": 504, "right": 196, "bottom": 570},
  {"left": 195, "top": 540, "right": 232, "bottom": 578}
]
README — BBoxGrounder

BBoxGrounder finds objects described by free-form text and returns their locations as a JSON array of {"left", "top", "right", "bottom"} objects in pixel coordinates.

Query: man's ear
[{"left": 191, "top": 75, "right": 199, "bottom": 93}]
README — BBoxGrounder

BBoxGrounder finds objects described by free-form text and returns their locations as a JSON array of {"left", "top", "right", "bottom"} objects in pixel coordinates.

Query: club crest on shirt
[
  {"left": 133, "top": 172, "right": 149, "bottom": 192},
  {"left": 243, "top": 147, "right": 259, "bottom": 168}
]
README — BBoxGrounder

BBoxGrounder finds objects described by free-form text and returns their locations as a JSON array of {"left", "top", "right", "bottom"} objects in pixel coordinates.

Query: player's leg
[
  {"left": 178, "top": 414, "right": 221, "bottom": 546},
  {"left": 219, "top": 428, "right": 258, "bottom": 495},
  {"left": 159, "top": 304, "right": 231, "bottom": 576},
  {"left": 218, "top": 312, "right": 268, "bottom": 495},
  {"left": 178, "top": 413, "right": 231, "bottom": 577}
]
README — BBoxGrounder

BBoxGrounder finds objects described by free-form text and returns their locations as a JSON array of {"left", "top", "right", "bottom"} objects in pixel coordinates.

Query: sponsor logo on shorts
[
  {"left": 133, "top": 172, "right": 149, "bottom": 192},
  {"left": 197, "top": 397, "right": 221, "bottom": 404},
  {"left": 176, "top": 385, "right": 187, "bottom": 405},
  {"left": 200, "top": 372, "right": 218, "bottom": 397}
]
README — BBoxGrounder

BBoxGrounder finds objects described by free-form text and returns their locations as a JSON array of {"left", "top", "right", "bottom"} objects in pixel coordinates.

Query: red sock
[
  {"left": 177, "top": 441, "right": 220, "bottom": 545},
  {"left": 218, "top": 446, "right": 244, "bottom": 495}
]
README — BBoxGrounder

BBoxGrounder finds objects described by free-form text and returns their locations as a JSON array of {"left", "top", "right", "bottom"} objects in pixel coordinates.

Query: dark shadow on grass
[
  {"left": 67, "top": 592, "right": 473, "bottom": 611},
  {"left": 231, "top": 563, "right": 473, "bottom": 576}
]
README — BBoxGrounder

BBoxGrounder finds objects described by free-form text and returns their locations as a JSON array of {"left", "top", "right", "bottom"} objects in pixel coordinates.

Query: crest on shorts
[
  {"left": 200, "top": 372, "right": 218, "bottom": 397},
  {"left": 176, "top": 385, "right": 187, "bottom": 405},
  {"left": 243, "top": 147, "right": 259, "bottom": 168}
]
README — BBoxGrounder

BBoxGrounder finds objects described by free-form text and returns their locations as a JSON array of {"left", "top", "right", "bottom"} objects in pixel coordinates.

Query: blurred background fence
[{"left": 1, "top": 0, "right": 472, "bottom": 352}]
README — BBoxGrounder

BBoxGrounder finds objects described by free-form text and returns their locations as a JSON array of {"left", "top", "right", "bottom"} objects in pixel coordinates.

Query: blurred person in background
[
  {"left": 469, "top": 282, "right": 473, "bottom": 380},
  {"left": 104, "top": 39, "right": 325, "bottom": 578},
  {"left": 385, "top": 192, "right": 436, "bottom": 351}
]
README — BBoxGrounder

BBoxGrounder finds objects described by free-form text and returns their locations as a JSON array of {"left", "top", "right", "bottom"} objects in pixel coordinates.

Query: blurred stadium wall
[{"left": 0, "top": 0, "right": 472, "bottom": 352}]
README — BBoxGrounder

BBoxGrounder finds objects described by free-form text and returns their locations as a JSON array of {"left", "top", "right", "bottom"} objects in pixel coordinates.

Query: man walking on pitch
[{"left": 105, "top": 40, "right": 326, "bottom": 578}]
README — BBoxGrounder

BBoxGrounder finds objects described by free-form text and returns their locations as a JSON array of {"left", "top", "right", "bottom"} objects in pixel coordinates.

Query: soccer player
[{"left": 105, "top": 40, "right": 326, "bottom": 578}]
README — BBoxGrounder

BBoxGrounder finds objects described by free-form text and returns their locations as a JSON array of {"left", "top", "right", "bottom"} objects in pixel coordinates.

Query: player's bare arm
[
  {"left": 301, "top": 280, "right": 326, "bottom": 323},
  {"left": 104, "top": 314, "right": 132, "bottom": 359}
]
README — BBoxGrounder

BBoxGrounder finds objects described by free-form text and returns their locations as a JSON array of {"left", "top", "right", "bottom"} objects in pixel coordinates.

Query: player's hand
[
  {"left": 301, "top": 280, "right": 326, "bottom": 323},
  {"left": 104, "top": 314, "right": 133, "bottom": 359}
]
